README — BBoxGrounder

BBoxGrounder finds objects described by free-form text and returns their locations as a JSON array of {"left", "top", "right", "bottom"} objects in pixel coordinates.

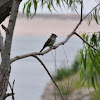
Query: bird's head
[{"left": 51, "top": 33, "right": 57, "bottom": 38}]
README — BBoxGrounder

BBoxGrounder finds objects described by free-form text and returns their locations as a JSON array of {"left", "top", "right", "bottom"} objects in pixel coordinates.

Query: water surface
[{"left": 6, "top": 36, "right": 82, "bottom": 100}]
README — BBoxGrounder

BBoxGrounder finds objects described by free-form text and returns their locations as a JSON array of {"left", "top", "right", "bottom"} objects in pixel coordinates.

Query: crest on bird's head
[{"left": 51, "top": 33, "right": 57, "bottom": 37}]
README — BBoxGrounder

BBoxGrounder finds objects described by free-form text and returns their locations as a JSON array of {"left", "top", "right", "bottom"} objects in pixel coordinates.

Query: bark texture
[
  {"left": 0, "top": 0, "right": 13, "bottom": 24},
  {"left": 0, "top": 0, "right": 21, "bottom": 99}
]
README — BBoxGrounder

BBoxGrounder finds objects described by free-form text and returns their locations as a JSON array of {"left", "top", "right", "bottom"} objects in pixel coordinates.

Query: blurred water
[{"left": 6, "top": 36, "right": 82, "bottom": 100}]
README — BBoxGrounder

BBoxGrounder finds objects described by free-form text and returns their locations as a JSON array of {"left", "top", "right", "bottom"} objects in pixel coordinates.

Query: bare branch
[
  {"left": 10, "top": 32, "right": 74, "bottom": 63},
  {"left": 73, "top": 1, "right": 83, "bottom": 32},
  {"left": 83, "top": 2, "right": 100, "bottom": 20},
  {"left": 80, "top": 0, "right": 83, "bottom": 21},
  {"left": 3, "top": 93, "right": 15, "bottom": 100},
  {"left": 74, "top": 1, "right": 100, "bottom": 32},
  {"left": 8, "top": 80, "right": 15, "bottom": 100},
  {"left": 32, "top": 55, "right": 65, "bottom": 100},
  {"left": 0, "top": 0, "right": 21, "bottom": 98},
  {"left": 1, "top": 24, "right": 9, "bottom": 33},
  {"left": 74, "top": 32, "right": 100, "bottom": 53}
]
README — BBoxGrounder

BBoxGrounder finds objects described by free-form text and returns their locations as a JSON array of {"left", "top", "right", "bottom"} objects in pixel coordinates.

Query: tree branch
[
  {"left": 1, "top": 24, "right": 9, "bottom": 33},
  {"left": 82, "top": 2, "right": 100, "bottom": 20},
  {"left": 1, "top": 0, "right": 21, "bottom": 67},
  {"left": 0, "top": 0, "right": 21, "bottom": 99},
  {"left": 10, "top": 32, "right": 74, "bottom": 63},
  {"left": 74, "top": 32, "right": 100, "bottom": 53},
  {"left": 8, "top": 80, "right": 15, "bottom": 100},
  {"left": 32, "top": 55, "right": 65, "bottom": 100},
  {"left": 80, "top": 0, "right": 83, "bottom": 21},
  {"left": 3, "top": 93, "right": 15, "bottom": 100}
]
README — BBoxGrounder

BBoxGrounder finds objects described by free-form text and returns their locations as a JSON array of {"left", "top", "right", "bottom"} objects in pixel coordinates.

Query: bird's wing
[
  {"left": 43, "top": 37, "right": 51, "bottom": 48},
  {"left": 40, "top": 37, "right": 51, "bottom": 52}
]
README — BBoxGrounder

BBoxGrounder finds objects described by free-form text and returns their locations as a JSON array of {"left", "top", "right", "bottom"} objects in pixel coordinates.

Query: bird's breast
[{"left": 48, "top": 37, "right": 56, "bottom": 46}]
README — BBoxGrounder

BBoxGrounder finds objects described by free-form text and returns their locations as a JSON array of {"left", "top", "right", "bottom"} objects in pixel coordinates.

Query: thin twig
[
  {"left": 51, "top": 50, "right": 57, "bottom": 100},
  {"left": 3, "top": 93, "right": 15, "bottom": 100},
  {"left": 8, "top": 80, "right": 15, "bottom": 100},
  {"left": 73, "top": 0, "right": 83, "bottom": 33},
  {"left": 54, "top": 50, "right": 57, "bottom": 100},
  {"left": 80, "top": 0, "right": 83, "bottom": 21},
  {"left": 62, "top": 46, "right": 69, "bottom": 100},
  {"left": 51, "top": 51, "right": 58, "bottom": 69},
  {"left": 82, "top": 2, "right": 100, "bottom": 20},
  {"left": 1, "top": 24, "right": 9, "bottom": 33},
  {"left": 32, "top": 55, "right": 65, "bottom": 100},
  {"left": 74, "top": 32, "right": 100, "bottom": 53},
  {"left": 50, "top": 50, "right": 57, "bottom": 100}
]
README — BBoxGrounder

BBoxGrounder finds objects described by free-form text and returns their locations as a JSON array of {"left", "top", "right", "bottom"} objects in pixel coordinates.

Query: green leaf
[
  {"left": 84, "top": 49, "right": 87, "bottom": 70},
  {"left": 91, "top": 74, "right": 96, "bottom": 90},
  {"left": 79, "top": 33, "right": 100, "bottom": 91},
  {"left": 23, "top": 0, "right": 30, "bottom": 14},
  {"left": 57, "top": 0, "right": 60, "bottom": 4},
  {"left": 33, "top": 0, "right": 37, "bottom": 13},
  {"left": 47, "top": 1, "right": 52, "bottom": 11},
  {"left": 93, "top": 9, "right": 98, "bottom": 24},
  {"left": 94, "top": 72, "right": 100, "bottom": 89}
]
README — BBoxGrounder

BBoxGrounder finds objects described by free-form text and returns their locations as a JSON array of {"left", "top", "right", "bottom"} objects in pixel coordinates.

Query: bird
[{"left": 40, "top": 33, "right": 57, "bottom": 52}]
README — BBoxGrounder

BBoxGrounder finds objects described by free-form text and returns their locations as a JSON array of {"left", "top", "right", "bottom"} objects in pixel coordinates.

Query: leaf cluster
[
  {"left": 79, "top": 33, "right": 100, "bottom": 90},
  {"left": 23, "top": 0, "right": 81, "bottom": 17},
  {"left": 88, "top": 7, "right": 100, "bottom": 25},
  {"left": 53, "top": 54, "right": 80, "bottom": 81}
]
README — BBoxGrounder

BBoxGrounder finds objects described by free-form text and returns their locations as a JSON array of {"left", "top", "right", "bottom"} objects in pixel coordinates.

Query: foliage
[
  {"left": 23, "top": 0, "right": 100, "bottom": 24},
  {"left": 90, "top": 91, "right": 100, "bottom": 100},
  {"left": 71, "top": 54, "right": 80, "bottom": 73},
  {"left": 23, "top": 0, "right": 81, "bottom": 17},
  {"left": 53, "top": 54, "right": 80, "bottom": 81},
  {"left": 53, "top": 67, "right": 72, "bottom": 81},
  {"left": 79, "top": 33, "right": 100, "bottom": 90},
  {"left": 88, "top": 7, "right": 100, "bottom": 25},
  {"left": 57, "top": 72, "right": 88, "bottom": 96}
]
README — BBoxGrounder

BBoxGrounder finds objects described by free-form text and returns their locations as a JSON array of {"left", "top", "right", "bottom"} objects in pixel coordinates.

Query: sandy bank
[
  {"left": 0, "top": 14, "right": 100, "bottom": 37},
  {"left": 42, "top": 82, "right": 94, "bottom": 100}
]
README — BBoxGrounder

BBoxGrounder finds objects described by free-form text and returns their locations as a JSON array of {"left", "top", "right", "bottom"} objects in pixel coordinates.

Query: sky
[{"left": 19, "top": 0, "right": 99, "bottom": 14}]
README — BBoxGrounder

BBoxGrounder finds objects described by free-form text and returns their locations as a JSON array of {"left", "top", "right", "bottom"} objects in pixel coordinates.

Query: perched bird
[{"left": 40, "top": 33, "right": 57, "bottom": 52}]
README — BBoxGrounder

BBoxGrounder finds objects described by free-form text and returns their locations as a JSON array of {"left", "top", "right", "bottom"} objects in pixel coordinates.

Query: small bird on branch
[{"left": 40, "top": 33, "right": 57, "bottom": 52}]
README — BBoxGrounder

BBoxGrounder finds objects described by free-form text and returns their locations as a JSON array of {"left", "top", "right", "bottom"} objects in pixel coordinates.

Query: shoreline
[
  {"left": 1, "top": 14, "right": 100, "bottom": 37},
  {"left": 42, "top": 82, "right": 94, "bottom": 100},
  {"left": 18, "top": 13, "right": 80, "bottom": 20}
]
